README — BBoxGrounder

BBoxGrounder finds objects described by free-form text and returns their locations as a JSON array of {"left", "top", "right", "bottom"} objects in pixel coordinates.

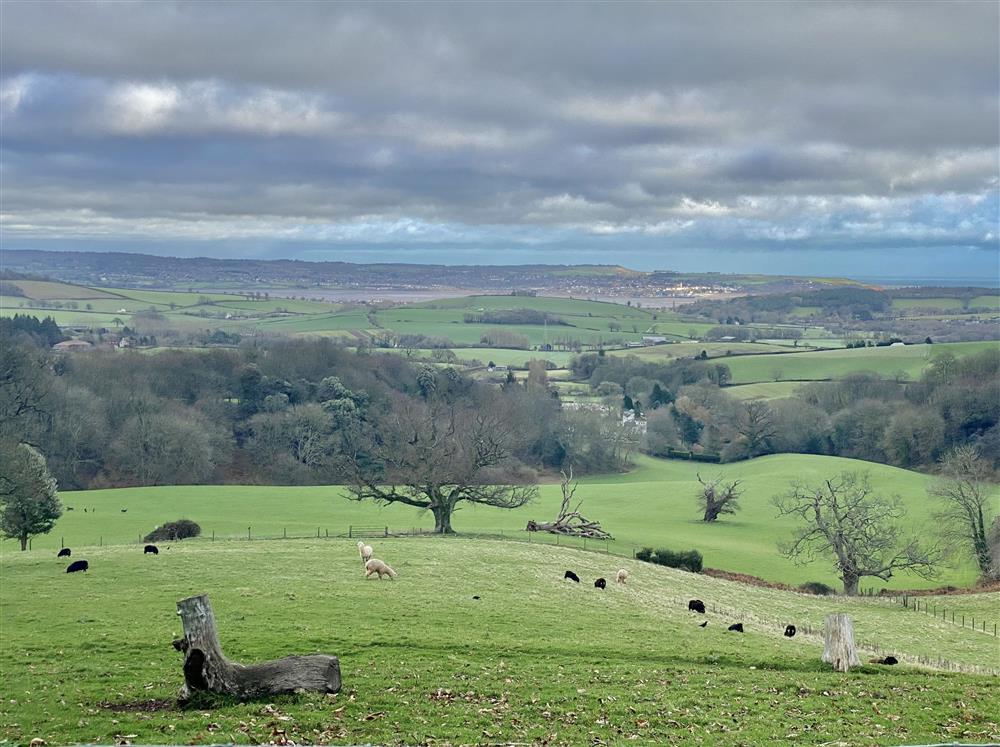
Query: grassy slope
[
  {"left": 37, "top": 454, "right": 989, "bottom": 590},
  {"left": 721, "top": 341, "right": 999, "bottom": 384},
  {"left": 1, "top": 539, "right": 996, "bottom": 746},
  {"left": 724, "top": 382, "right": 806, "bottom": 400}
]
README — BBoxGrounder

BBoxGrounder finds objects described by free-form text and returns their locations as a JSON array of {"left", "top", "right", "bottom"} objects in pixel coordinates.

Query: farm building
[{"left": 51, "top": 339, "right": 93, "bottom": 352}]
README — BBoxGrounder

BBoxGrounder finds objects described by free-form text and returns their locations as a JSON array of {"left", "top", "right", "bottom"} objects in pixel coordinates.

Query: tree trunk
[
  {"left": 822, "top": 613, "right": 861, "bottom": 673},
  {"left": 174, "top": 594, "right": 341, "bottom": 700},
  {"left": 703, "top": 504, "right": 720, "bottom": 522},
  {"left": 841, "top": 573, "right": 860, "bottom": 596},
  {"left": 432, "top": 504, "right": 454, "bottom": 534},
  {"left": 20, "top": 535, "right": 27, "bottom": 551}
]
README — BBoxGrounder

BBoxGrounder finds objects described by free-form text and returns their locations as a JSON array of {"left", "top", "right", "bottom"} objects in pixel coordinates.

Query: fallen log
[
  {"left": 525, "top": 467, "right": 613, "bottom": 540},
  {"left": 173, "top": 594, "right": 341, "bottom": 700}
]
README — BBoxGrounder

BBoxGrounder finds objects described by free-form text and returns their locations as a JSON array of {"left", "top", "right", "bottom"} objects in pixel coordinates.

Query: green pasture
[
  {"left": 891, "top": 297, "right": 964, "bottom": 310},
  {"left": 608, "top": 341, "right": 791, "bottom": 360},
  {"left": 3, "top": 280, "right": 121, "bottom": 300},
  {"left": 1, "top": 539, "right": 997, "bottom": 746},
  {"left": 410, "top": 294, "right": 656, "bottom": 320},
  {"left": 27, "top": 454, "right": 989, "bottom": 591},
  {"left": 722, "top": 341, "right": 999, "bottom": 384},
  {"left": 723, "top": 382, "right": 806, "bottom": 401}
]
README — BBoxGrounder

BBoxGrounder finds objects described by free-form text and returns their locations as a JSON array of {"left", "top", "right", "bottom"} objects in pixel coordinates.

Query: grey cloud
[{"left": 0, "top": 1, "right": 997, "bottom": 254}]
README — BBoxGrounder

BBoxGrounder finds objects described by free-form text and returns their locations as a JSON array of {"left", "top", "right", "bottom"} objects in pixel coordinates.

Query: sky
[{"left": 1, "top": 1, "right": 998, "bottom": 279}]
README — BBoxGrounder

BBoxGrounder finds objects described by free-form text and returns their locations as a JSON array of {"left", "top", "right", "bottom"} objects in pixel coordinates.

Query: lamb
[
  {"left": 727, "top": 623, "right": 744, "bottom": 632},
  {"left": 688, "top": 599, "right": 706, "bottom": 614},
  {"left": 365, "top": 558, "right": 396, "bottom": 580},
  {"left": 144, "top": 544, "right": 159, "bottom": 555},
  {"left": 784, "top": 624, "right": 796, "bottom": 638},
  {"left": 616, "top": 568, "right": 629, "bottom": 584},
  {"left": 594, "top": 577, "right": 607, "bottom": 589},
  {"left": 57, "top": 548, "right": 71, "bottom": 558},
  {"left": 357, "top": 541, "right": 374, "bottom": 563}
]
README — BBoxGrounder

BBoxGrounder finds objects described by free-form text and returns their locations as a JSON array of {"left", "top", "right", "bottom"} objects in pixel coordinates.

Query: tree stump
[
  {"left": 822, "top": 613, "right": 861, "bottom": 672},
  {"left": 174, "top": 594, "right": 341, "bottom": 700}
]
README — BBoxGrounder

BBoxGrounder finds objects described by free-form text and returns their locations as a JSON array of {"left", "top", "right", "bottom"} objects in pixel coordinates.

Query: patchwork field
[
  {"left": 36, "top": 454, "right": 989, "bottom": 591},
  {"left": 1, "top": 539, "right": 997, "bottom": 746}
]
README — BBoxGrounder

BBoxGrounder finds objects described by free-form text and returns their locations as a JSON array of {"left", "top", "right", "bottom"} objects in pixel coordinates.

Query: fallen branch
[{"left": 525, "top": 466, "right": 613, "bottom": 540}]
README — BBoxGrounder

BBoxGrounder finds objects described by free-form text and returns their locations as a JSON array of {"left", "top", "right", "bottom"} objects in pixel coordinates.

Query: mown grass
[
  {"left": 1, "top": 539, "right": 997, "bottom": 747},
  {"left": 33, "top": 454, "right": 990, "bottom": 590}
]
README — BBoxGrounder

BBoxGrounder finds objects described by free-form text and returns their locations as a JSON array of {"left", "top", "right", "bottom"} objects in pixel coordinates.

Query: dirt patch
[
  {"left": 877, "top": 580, "right": 1000, "bottom": 597},
  {"left": 703, "top": 567, "right": 999, "bottom": 597},
  {"left": 99, "top": 699, "right": 175, "bottom": 713},
  {"left": 703, "top": 567, "right": 794, "bottom": 591}
]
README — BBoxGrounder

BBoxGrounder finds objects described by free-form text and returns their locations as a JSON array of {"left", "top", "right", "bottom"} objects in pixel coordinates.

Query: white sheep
[
  {"left": 357, "top": 541, "right": 373, "bottom": 563},
  {"left": 616, "top": 568, "right": 629, "bottom": 584},
  {"left": 365, "top": 558, "right": 396, "bottom": 580}
]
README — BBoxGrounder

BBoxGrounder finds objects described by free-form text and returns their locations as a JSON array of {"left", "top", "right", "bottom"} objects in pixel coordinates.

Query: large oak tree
[
  {"left": 344, "top": 394, "right": 536, "bottom": 533},
  {"left": 773, "top": 471, "right": 940, "bottom": 595}
]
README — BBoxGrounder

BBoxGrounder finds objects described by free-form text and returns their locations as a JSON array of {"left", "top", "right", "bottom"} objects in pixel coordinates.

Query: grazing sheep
[
  {"left": 365, "top": 558, "right": 396, "bottom": 580},
  {"left": 616, "top": 568, "right": 629, "bottom": 584},
  {"left": 869, "top": 655, "right": 898, "bottom": 665},
  {"left": 594, "top": 577, "right": 607, "bottom": 589},
  {"left": 727, "top": 623, "right": 744, "bottom": 633},
  {"left": 472, "top": 595, "right": 481, "bottom": 600},
  {"left": 144, "top": 544, "right": 159, "bottom": 555},
  {"left": 57, "top": 548, "right": 71, "bottom": 558},
  {"left": 688, "top": 599, "right": 706, "bottom": 614},
  {"left": 564, "top": 570, "right": 580, "bottom": 583},
  {"left": 66, "top": 560, "right": 89, "bottom": 573},
  {"left": 784, "top": 625, "right": 796, "bottom": 638},
  {"left": 357, "top": 541, "right": 373, "bottom": 562}
]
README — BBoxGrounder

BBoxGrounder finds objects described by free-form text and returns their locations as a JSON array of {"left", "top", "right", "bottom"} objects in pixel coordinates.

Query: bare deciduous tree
[
  {"left": 930, "top": 445, "right": 997, "bottom": 579},
  {"left": 696, "top": 473, "right": 743, "bottom": 522},
  {"left": 345, "top": 396, "right": 536, "bottom": 533},
  {"left": 773, "top": 471, "right": 940, "bottom": 595},
  {"left": 737, "top": 400, "right": 777, "bottom": 457}
]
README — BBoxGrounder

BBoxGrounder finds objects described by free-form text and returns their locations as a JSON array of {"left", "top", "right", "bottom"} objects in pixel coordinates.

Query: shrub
[
  {"left": 799, "top": 581, "right": 836, "bottom": 596},
  {"left": 640, "top": 547, "right": 704, "bottom": 573},
  {"left": 144, "top": 519, "right": 201, "bottom": 542}
]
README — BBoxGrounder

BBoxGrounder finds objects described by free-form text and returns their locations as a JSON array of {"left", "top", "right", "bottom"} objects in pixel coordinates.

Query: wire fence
[{"left": 50, "top": 524, "right": 998, "bottom": 662}]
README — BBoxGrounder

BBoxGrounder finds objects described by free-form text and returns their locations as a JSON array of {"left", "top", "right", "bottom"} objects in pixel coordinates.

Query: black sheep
[
  {"left": 688, "top": 599, "right": 706, "bottom": 614},
  {"left": 727, "top": 623, "right": 744, "bottom": 632},
  {"left": 784, "top": 625, "right": 796, "bottom": 638},
  {"left": 564, "top": 570, "right": 580, "bottom": 583},
  {"left": 66, "top": 560, "right": 89, "bottom": 573},
  {"left": 594, "top": 578, "right": 607, "bottom": 589},
  {"left": 57, "top": 547, "right": 71, "bottom": 558},
  {"left": 144, "top": 544, "right": 159, "bottom": 555}
]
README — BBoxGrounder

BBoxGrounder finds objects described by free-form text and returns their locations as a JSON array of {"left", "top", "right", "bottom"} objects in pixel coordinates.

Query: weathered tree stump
[
  {"left": 173, "top": 594, "right": 341, "bottom": 700},
  {"left": 822, "top": 613, "right": 861, "bottom": 672}
]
